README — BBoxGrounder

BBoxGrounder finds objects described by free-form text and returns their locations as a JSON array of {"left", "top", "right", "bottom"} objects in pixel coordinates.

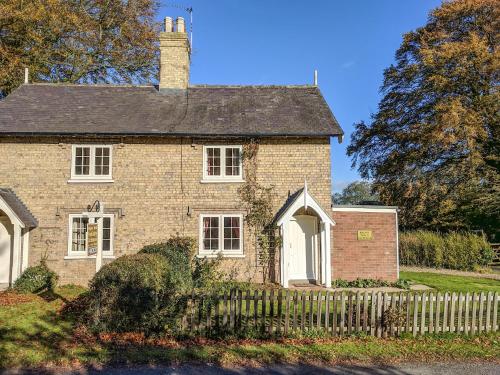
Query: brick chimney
[{"left": 159, "top": 16, "right": 191, "bottom": 90}]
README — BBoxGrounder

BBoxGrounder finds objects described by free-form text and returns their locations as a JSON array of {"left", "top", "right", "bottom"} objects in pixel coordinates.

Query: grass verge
[
  {"left": 401, "top": 271, "right": 500, "bottom": 293},
  {"left": 1, "top": 285, "right": 499, "bottom": 369}
]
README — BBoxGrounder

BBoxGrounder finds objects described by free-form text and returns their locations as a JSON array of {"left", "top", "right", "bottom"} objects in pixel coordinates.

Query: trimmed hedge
[
  {"left": 87, "top": 253, "right": 190, "bottom": 334},
  {"left": 400, "top": 230, "right": 494, "bottom": 271},
  {"left": 13, "top": 263, "right": 58, "bottom": 294}
]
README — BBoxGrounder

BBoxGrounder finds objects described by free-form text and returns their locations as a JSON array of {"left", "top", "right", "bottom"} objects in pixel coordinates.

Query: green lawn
[
  {"left": 1, "top": 285, "right": 499, "bottom": 369},
  {"left": 401, "top": 271, "right": 500, "bottom": 293}
]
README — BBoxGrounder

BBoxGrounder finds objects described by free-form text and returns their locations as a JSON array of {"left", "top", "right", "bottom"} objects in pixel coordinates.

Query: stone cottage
[{"left": 0, "top": 17, "right": 399, "bottom": 289}]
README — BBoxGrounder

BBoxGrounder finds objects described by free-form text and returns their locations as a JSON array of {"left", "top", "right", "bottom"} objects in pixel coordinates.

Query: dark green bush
[
  {"left": 139, "top": 236, "right": 195, "bottom": 292},
  {"left": 331, "top": 278, "right": 409, "bottom": 289},
  {"left": 13, "top": 263, "right": 58, "bottom": 294},
  {"left": 400, "top": 230, "right": 494, "bottom": 271},
  {"left": 87, "top": 253, "right": 191, "bottom": 335}
]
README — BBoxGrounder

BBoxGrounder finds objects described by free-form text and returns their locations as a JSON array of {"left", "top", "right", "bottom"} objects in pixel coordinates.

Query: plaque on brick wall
[
  {"left": 357, "top": 230, "right": 373, "bottom": 240},
  {"left": 87, "top": 223, "right": 98, "bottom": 256}
]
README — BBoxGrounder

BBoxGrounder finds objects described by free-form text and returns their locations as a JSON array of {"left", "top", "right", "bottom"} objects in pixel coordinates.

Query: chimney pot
[
  {"left": 165, "top": 17, "right": 173, "bottom": 32},
  {"left": 176, "top": 17, "right": 186, "bottom": 33}
]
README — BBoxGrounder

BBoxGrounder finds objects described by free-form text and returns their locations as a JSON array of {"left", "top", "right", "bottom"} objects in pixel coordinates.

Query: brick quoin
[{"left": 331, "top": 210, "right": 398, "bottom": 281}]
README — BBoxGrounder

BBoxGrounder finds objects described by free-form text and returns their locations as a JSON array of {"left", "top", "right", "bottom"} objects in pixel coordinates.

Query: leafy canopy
[
  {"left": 332, "top": 180, "right": 379, "bottom": 205},
  {"left": 0, "top": 0, "right": 160, "bottom": 98},
  {"left": 348, "top": 0, "right": 499, "bottom": 239}
]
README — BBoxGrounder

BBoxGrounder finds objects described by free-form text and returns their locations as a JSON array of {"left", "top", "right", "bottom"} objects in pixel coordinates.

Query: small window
[
  {"left": 203, "top": 146, "right": 242, "bottom": 181},
  {"left": 199, "top": 214, "right": 243, "bottom": 256},
  {"left": 67, "top": 214, "right": 114, "bottom": 257},
  {"left": 71, "top": 145, "right": 112, "bottom": 181}
]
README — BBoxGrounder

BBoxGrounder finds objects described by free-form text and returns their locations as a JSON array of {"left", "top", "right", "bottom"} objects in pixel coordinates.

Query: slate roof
[
  {"left": 0, "top": 84, "right": 343, "bottom": 137},
  {"left": 0, "top": 188, "right": 38, "bottom": 228}
]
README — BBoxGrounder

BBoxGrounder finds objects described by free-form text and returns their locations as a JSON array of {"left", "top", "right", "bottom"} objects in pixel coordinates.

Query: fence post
[
  {"left": 316, "top": 291, "right": 323, "bottom": 330},
  {"left": 464, "top": 292, "right": 470, "bottom": 336},
  {"left": 253, "top": 290, "right": 259, "bottom": 328},
  {"left": 300, "top": 291, "right": 306, "bottom": 332},
  {"left": 355, "top": 292, "right": 361, "bottom": 334},
  {"left": 493, "top": 292, "right": 498, "bottom": 332},
  {"left": 237, "top": 289, "right": 243, "bottom": 330},
  {"left": 429, "top": 292, "right": 434, "bottom": 334},
  {"left": 485, "top": 292, "right": 492, "bottom": 333},
  {"left": 457, "top": 292, "right": 463, "bottom": 334},
  {"left": 309, "top": 291, "right": 315, "bottom": 330},
  {"left": 370, "top": 291, "right": 376, "bottom": 336},
  {"left": 382, "top": 293, "right": 389, "bottom": 337},
  {"left": 229, "top": 290, "right": 235, "bottom": 331},
  {"left": 325, "top": 291, "right": 331, "bottom": 335},
  {"left": 293, "top": 291, "right": 299, "bottom": 331},
  {"left": 376, "top": 292, "right": 383, "bottom": 338},
  {"left": 332, "top": 291, "right": 338, "bottom": 337},
  {"left": 412, "top": 293, "right": 419, "bottom": 337},
  {"left": 277, "top": 289, "right": 283, "bottom": 335},
  {"left": 405, "top": 292, "right": 411, "bottom": 334},
  {"left": 340, "top": 292, "right": 346, "bottom": 337},
  {"left": 435, "top": 292, "right": 441, "bottom": 334},
  {"left": 347, "top": 293, "right": 354, "bottom": 335},
  {"left": 284, "top": 290, "right": 290, "bottom": 335},
  {"left": 450, "top": 293, "right": 456, "bottom": 333},
  {"left": 245, "top": 290, "right": 251, "bottom": 329},
  {"left": 471, "top": 292, "right": 477, "bottom": 336},
  {"left": 390, "top": 293, "right": 397, "bottom": 337},
  {"left": 420, "top": 292, "right": 427, "bottom": 336},
  {"left": 261, "top": 290, "right": 267, "bottom": 333},
  {"left": 269, "top": 289, "right": 275, "bottom": 334},
  {"left": 442, "top": 292, "right": 450, "bottom": 332},
  {"left": 478, "top": 292, "right": 485, "bottom": 334},
  {"left": 363, "top": 292, "right": 369, "bottom": 334}
]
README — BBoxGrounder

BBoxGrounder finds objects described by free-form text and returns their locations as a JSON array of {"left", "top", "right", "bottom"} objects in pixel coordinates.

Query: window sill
[
  {"left": 200, "top": 179, "right": 245, "bottom": 184},
  {"left": 68, "top": 179, "right": 114, "bottom": 184},
  {"left": 64, "top": 255, "right": 116, "bottom": 260},
  {"left": 197, "top": 253, "right": 245, "bottom": 259}
]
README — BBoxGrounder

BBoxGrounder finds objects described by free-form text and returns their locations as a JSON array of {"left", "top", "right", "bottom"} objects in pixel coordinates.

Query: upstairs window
[
  {"left": 203, "top": 145, "right": 242, "bottom": 181},
  {"left": 199, "top": 214, "right": 243, "bottom": 256},
  {"left": 71, "top": 145, "right": 112, "bottom": 181}
]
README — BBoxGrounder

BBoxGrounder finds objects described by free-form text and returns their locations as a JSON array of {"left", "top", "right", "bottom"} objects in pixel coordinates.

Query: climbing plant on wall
[{"left": 238, "top": 140, "right": 281, "bottom": 284}]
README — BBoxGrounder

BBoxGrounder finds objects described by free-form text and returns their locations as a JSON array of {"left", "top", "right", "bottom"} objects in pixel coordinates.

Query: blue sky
[{"left": 159, "top": 0, "right": 442, "bottom": 192}]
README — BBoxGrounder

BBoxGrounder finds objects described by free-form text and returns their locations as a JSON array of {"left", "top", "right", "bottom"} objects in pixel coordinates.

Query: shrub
[
  {"left": 86, "top": 253, "right": 191, "bottom": 335},
  {"left": 13, "top": 262, "right": 58, "bottom": 294},
  {"left": 139, "top": 236, "right": 195, "bottom": 292},
  {"left": 400, "top": 230, "right": 494, "bottom": 271},
  {"left": 331, "top": 278, "right": 409, "bottom": 289}
]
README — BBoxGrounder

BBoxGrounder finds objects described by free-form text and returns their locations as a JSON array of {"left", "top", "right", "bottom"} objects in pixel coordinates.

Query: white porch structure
[
  {"left": 0, "top": 189, "right": 37, "bottom": 288},
  {"left": 276, "top": 184, "right": 335, "bottom": 288}
]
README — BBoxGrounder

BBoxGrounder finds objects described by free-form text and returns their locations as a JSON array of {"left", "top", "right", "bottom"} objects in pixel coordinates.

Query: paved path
[
  {"left": 401, "top": 266, "right": 500, "bottom": 280},
  {"left": 3, "top": 362, "right": 499, "bottom": 375}
]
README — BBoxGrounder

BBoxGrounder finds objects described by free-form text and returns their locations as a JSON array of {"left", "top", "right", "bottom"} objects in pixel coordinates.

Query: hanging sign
[
  {"left": 87, "top": 223, "right": 98, "bottom": 256},
  {"left": 357, "top": 230, "right": 373, "bottom": 241}
]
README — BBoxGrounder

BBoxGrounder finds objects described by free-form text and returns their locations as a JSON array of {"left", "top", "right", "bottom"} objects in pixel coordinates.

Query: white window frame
[
  {"left": 198, "top": 213, "right": 244, "bottom": 257},
  {"left": 66, "top": 213, "right": 115, "bottom": 258},
  {"left": 202, "top": 145, "right": 243, "bottom": 182},
  {"left": 69, "top": 145, "right": 113, "bottom": 183}
]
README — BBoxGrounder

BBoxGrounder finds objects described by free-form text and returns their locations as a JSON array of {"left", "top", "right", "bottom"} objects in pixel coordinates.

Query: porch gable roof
[
  {"left": 275, "top": 187, "right": 334, "bottom": 226},
  {"left": 0, "top": 188, "right": 38, "bottom": 228}
]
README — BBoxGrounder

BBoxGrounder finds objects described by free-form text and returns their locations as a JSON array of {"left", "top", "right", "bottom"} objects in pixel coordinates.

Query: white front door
[
  {"left": 288, "top": 215, "right": 317, "bottom": 281},
  {"left": 0, "top": 218, "right": 13, "bottom": 285}
]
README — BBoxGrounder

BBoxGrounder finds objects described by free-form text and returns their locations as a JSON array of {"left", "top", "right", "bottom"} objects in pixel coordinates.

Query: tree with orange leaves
[
  {"left": 0, "top": 0, "right": 160, "bottom": 98},
  {"left": 348, "top": 0, "right": 499, "bottom": 239}
]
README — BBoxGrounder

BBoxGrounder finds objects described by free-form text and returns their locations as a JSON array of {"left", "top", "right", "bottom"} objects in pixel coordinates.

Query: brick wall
[
  {"left": 331, "top": 210, "right": 399, "bottom": 281},
  {"left": 0, "top": 136, "right": 331, "bottom": 286}
]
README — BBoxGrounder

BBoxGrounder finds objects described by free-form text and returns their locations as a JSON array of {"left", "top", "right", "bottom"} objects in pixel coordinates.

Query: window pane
[
  {"left": 223, "top": 216, "right": 240, "bottom": 250},
  {"left": 203, "top": 216, "right": 219, "bottom": 250},
  {"left": 74, "top": 147, "right": 90, "bottom": 176},
  {"left": 71, "top": 217, "right": 88, "bottom": 252},
  {"left": 95, "top": 147, "right": 110, "bottom": 176},
  {"left": 206, "top": 147, "right": 221, "bottom": 176},
  {"left": 225, "top": 147, "right": 241, "bottom": 176}
]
